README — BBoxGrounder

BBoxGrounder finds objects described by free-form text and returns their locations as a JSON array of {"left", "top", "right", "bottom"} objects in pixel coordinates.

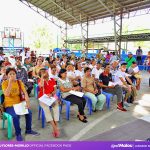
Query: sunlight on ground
[
  {"left": 133, "top": 105, "right": 150, "bottom": 116},
  {"left": 141, "top": 94, "right": 150, "bottom": 101},
  {"left": 110, "top": 125, "right": 117, "bottom": 129}
]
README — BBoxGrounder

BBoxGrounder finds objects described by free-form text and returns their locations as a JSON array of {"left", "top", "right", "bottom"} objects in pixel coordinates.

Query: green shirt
[{"left": 125, "top": 57, "right": 136, "bottom": 68}]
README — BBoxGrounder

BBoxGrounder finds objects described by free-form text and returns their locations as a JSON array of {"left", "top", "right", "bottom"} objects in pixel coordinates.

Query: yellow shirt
[{"left": 2, "top": 80, "right": 26, "bottom": 108}]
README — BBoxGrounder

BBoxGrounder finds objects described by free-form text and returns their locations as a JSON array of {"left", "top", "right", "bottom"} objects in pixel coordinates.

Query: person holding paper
[
  {"left": 99, "top": 64, "right": 127, "bottom": 111},
  {"left": 81, "top": 67, "right": 106, "bottom": 112},
  {"left": 57, "top": 69, "right": 87, "bottom": 123},
  {"left": 2, "top": 67, "right": 39, "bottom": 141},
  {"left": 114, "top": 63, "right": 137, "bottom": 105},
  {"left": 128, "top": 62, "right": 141, "bottom": 90},
  {"left": 38, "top": 68, "right": 60, "bottom": 138}
]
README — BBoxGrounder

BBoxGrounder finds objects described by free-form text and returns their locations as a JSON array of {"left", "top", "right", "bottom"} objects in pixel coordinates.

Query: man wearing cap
[{"left": 125, "top": 52, "right": 136, "bottom": 68}]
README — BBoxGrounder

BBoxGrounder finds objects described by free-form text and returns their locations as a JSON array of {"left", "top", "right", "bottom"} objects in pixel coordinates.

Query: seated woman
[
  {"left": 32, "top": 57, "right": 44, "bottom": 80},
  {"left": 38, "top": 68, "right": 60, "bottom": 138},
  {"left": 57, "top": 69, "right": 87, "bottom": 123},
  {"left": 2, "top": 67, "right": 39, "bottom": 141},
  {"left": 81, "top": 67, "right": 106, "bottom": 112}
]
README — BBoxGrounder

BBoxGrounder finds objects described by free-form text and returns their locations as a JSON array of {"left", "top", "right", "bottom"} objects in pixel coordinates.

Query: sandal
[{"left": 77, "top": 115, "right": 87, "bottom": 119}]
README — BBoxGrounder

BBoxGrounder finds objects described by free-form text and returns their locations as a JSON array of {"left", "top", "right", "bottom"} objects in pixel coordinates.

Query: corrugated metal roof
[{"left": 26, "top": 0, "right": 150, "bottom": 25}]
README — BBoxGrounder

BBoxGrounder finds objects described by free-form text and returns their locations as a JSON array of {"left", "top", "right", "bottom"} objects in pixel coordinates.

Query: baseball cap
[{"left": 128, "top": 52, "right": 133, "bottom": 55}]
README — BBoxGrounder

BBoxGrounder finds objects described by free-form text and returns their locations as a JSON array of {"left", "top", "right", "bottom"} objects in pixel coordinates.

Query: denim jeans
[{"left": 5, "top": 107, "right": 32, "bottom": 136}]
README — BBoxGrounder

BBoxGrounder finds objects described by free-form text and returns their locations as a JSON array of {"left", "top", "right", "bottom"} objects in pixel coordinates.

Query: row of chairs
[
  {"left": 0, "top": 84, "right": 113, "bottom": 140},
  {"left": 34, "top": 84, "right": 113, "bottom": 128}
]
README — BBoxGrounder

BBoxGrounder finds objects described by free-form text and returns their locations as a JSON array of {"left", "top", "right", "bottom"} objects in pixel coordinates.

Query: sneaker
[
  {"left": 124, "top": 102, "right": 131, "bottom": 107},
  {"left": 25, "top": 130, "right": 40, "bottom": 136},
  {"left": 16, "top": 135, "right": 23, "bottom": 141},
  {"left": 117, "top": 103, "right": 127, "bottom": 112}
]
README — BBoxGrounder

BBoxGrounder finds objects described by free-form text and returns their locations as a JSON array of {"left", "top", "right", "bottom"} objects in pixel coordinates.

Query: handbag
[{"left": 17, "top": 80, "right": 25, "bottom": 102}]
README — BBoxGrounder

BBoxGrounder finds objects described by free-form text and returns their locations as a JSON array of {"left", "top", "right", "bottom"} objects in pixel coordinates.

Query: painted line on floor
[{"left": 69, "top": 109, "right": 117, "bottom": 141}]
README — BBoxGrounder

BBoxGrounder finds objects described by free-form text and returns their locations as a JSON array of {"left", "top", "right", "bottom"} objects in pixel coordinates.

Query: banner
[
  {"left": 4, "top": 27, "right": 10, "bottom": 38},
  {"left": 0, "top": 141, "right": 150, "bottom": 150},
  {"left": 10, "top": 28, "right": 16, "bottom": 37},
  {"left": 16, "top": 29, "right": 21, "bottom": 39}
]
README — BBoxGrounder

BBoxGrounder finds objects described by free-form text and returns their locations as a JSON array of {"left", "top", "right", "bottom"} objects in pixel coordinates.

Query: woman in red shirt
[{"left": 38, "top": 68, "right": 60, "bottom": 138}]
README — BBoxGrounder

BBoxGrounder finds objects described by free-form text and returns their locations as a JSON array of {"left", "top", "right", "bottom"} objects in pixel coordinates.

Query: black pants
[{"left": 65, "top": 95, "right": 86, "bottom": 115}]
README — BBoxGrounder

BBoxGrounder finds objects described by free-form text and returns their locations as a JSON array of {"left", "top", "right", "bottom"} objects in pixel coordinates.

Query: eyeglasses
[{"left": 52, "top": 69, "right": 56, "bottom": 71}]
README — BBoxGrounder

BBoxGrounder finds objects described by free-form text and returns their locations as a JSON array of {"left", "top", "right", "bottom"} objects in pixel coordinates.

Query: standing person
[
  {"left": 2, "top": 68, "right": 39, "bottom": 141},
  {"left": 136, "top": 46, "right": 143, "bottom": 65},
  {"left": 125, "top": 52, "right": 136, "bottom": 69},
  {"left": 81, "top": 67, "right": 106, "bottom": 112},
  {"left": 38, "top": 68, "right": 60, "bottom": 138}
]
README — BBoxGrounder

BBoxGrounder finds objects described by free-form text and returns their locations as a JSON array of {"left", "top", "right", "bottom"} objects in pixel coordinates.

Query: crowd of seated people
[{"left": 0, "top": 49, "right": 146, "bottom": 141}]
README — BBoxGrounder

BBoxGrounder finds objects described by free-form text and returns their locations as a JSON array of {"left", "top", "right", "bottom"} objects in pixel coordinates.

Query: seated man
[
  {"left": 15, "top": 59, "right": 33, "bottom": 96},
  {"left": 99, "top": 64, "right": 127, "bottom": 112},
  {"left": 114, "top": 62, "right": 137, "bottom": 105},
  {"left": 92, "top": 62, "right": 103, "bottom": 82},
  {"left": 127, "top": 62, "right": 141, "bottom": 90}
]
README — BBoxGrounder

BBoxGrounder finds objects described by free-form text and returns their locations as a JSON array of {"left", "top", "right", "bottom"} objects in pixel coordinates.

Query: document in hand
[
  {"left": 39, "top": 94, "right": 56, "bottom": 106},
  {"left": 133, "top": 67, "right": 139, "bottom": 73},
  {"left": 69, "top": 90, "right": 84, "bottom": 97},
  {"left": 108, "top": 81, "right": 117, "bottom": 86},
  {"left": 13, "top": 101, "right": 29, "bottom": 115}
]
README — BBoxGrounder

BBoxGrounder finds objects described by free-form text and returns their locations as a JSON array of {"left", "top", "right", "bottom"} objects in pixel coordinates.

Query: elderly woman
[
  {"left": 57, "top": 69, "right": 87, "bottom": 123},
  {"left": 81, "top": 67, "right": 106, "bottom": 112},
  {"left": 38, "top": 68, "right": 60, "bottom": 138},
  {"left": 2, "top": 67, "right": 39, "bottom": 141}
]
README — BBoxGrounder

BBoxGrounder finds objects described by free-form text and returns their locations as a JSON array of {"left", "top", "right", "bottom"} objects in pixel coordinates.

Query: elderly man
[{"left": 125, "top": 52, "right": 136, "bottom": 69}]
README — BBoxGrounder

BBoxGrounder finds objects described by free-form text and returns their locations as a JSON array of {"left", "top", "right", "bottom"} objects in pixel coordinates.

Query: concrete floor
[{"left": 0, "top": 71, "right": 150, "bottom": 141}]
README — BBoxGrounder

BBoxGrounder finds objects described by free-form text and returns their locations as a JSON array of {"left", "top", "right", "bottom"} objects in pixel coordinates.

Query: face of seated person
[
  {"left": 7, "top": 71, "right": 16, "bottom": 81},
  {"left": 41, "top": 71, "right": 49, "bottom": 79}
]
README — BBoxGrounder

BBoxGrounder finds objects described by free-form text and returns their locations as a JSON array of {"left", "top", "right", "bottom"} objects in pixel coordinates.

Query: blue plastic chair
[
  {"left": 57, "top": 90, "right": 93, "bottom": 120},
  {"left": 36, "top": 86, "right": 62, "bottom": 128},
  {"left": 83, "top": 95, "right": 92, "bottom": 115},
  {"left": 101, "top": 91, "right": 113, "bottom": 110}
]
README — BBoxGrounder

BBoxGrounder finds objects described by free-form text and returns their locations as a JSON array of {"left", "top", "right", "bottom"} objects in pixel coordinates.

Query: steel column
[
  {"left": 61, "top": 23, "right": 68, "bottom": 48},
  {"left": 113, "top": 8, "right": 123, "bottom": 56}
]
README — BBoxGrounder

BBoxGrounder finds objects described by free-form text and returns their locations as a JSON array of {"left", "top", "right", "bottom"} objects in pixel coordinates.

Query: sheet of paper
[
  {"left": 108, "top": 81, "right": 117, "bottom": 86},
  {"left": 39, "top": 94, "right": 56, "bottom": 106},
  {"left": 133, "top": 67, "right": 139, "bottom": 73},
  {"left": 13, "top": 101, "right": 29, "bottom": 115},
  {"left": 69, "top": 90, "right": 84, "bottom": 97},
  {"left": 125, "top": 73, "right": 131, "bottom": 77}
]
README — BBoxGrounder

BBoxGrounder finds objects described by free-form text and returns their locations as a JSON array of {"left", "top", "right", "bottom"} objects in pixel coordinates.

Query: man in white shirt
[
  {"left": 114, "top": 63, "right": 137, "bottom": 106},
  {"left": 92, "top": 62, "right": 103, "bottom": 80},
  {"left": 89, "top": 59, "right": 96, "bottom": 69}
]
